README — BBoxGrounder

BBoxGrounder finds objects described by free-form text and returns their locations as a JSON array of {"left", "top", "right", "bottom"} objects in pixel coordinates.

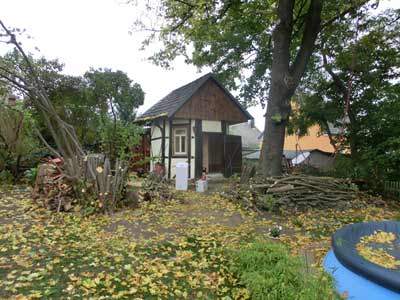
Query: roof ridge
[{"left": 169, "top": 72, "right": 213, "bottom": 93}]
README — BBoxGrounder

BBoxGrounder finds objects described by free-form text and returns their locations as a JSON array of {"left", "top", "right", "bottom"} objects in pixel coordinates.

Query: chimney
[
  {"left": 7, "top": 94, "right": 17, "bottom": 106},
  {"left": 249, "top": 119, "right": 255, "bottom": 128}
]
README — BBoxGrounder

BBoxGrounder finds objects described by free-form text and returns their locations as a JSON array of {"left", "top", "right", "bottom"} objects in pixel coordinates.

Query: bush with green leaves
[
  {"left": 0, "top": 170, "right": 13, "bottom": 184},
  {"left": 99, "top": 119, "right": 142, "bottom": 162},
  {"left": 228, "top": 241, "right": 338, "bottom": 300},
  {"left": 262, "top": 195, "right": 276, "bottom": 212},
  {"left": 0, "top": 101, "right": 40, "bottom": 181},
  {"left": 24, "top": 167, "right": 38, "bottom": 185}
]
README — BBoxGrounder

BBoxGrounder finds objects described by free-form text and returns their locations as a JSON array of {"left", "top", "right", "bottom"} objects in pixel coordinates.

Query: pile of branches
[
  {"left": 138, "top": 172, "right": 180, "bottom": 204},
  {"left": 222, "top": 175, "right": 362, "bottom": 212},
  {"left": 251, "top": 176, "right": 359, "bottom": 210},
  {"left": 220, "top": 186, "right": 261, "bottom": 212}
]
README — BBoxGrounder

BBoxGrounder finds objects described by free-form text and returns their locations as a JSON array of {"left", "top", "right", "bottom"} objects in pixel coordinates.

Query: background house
[
  {"left": 246, "top": 123, "right": 338, "bottom": 170},
  {"left": 229, "top": 121, "right": 262, "bottom": 157},
  {"left": 135, "top": 73, "right": 253, "bottom": 179},
  {"left": 283, "top": 123, "right": 336, "bottom": 153}
]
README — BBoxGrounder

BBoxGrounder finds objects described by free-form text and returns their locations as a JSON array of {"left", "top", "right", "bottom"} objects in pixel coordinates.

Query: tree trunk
[
  {"left": 260, "top": 0, "right": 322, "bottom": 176},
  {"left": 260, "top": 0, "right": 294, "bottom": 177},
  {"left": 261, "top": 89, "right": 291, "bottom": 176},
  {"left": 347, "top": 109, "right": 359, "bottom": 159},
  {"left": 322, "top": 119, "right": 338, "bottom": 151}
]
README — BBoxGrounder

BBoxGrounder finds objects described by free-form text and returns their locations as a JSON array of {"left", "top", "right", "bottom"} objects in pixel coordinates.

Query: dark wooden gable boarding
[
  {"left": 174, "top": 79, "right": 248, "bottom": 123},
  {"left": 137, "top": 73, "right": 252, "bottom": 123}
]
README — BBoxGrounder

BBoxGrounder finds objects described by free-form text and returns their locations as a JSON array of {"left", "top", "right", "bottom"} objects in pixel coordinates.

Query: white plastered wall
[
  {"left": 202, "top": 120, "right": 222, "bottom": 133},
  {"left": 150, "top": 119, "right": 196, "bottom": 179},
  {"left": 150, "top": 125, "right": 162, "bottom": 172}
]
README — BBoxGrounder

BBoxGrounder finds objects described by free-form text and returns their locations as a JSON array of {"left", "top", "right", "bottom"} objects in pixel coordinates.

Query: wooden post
[
  {"left": 168, "top": 119, "right": 172, "bottom": 179},
  {"left": 188, "top": 119, "right": 191, "bottom": 178},
  {"left": 161, "top": 118, "right": 166, "bottom": 165},
  {"left": 221, "top": 120, "right": 227, "bottom": 177},
  {"left": 194, "top": 119, "right": 203, "bottom": 178}
]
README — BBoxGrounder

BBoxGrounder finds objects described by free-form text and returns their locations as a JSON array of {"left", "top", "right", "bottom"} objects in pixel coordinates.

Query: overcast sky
[{"left": 1, "top": 0, "right": 399, "bottom": 131}]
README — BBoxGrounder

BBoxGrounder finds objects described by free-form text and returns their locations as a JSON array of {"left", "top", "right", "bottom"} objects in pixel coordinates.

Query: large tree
[{"left": 135, "top": 0, "right": 374, "bottom": 175}]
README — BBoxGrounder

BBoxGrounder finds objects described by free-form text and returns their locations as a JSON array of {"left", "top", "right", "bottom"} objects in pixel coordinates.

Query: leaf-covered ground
[{"left": 0, "top": 185, "right": 398, "bottom": 299}]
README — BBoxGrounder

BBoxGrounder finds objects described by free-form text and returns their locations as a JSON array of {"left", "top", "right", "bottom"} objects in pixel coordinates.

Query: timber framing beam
[{"left": 194, "top": 119, "right": 203, "bottom": 178}]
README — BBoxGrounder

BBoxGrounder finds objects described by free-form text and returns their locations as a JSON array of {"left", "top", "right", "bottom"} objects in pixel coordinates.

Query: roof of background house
[
  {"left": 136, "top": 73, "right": 252, "bottom": 121},
  {"left": 258, "top": 120, "right": 347, "bottom": 140},
  {"left": 229, "top": 122, "right": 262, "bottom": 150},
  {"left": 244, "top": 148, "right": 334, "bottom": 160}
]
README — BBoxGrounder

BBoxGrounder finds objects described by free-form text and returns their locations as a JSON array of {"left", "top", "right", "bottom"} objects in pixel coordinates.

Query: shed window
[{"left": 173, "top": 127, "right": 187, "bottom": 155}]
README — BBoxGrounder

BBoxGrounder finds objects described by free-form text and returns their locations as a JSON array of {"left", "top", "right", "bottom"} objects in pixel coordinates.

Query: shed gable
[{"left": 174, "top": 79, "right": 247, "bottom": 123}]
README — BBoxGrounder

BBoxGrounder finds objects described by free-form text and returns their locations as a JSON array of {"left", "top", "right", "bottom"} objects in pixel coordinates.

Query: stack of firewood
[
  {"left": 33, "top": 160, "right": 74, "bottom": 212},
  {"left": 221, "top": 175, "right": 361, "bottom": 212},
  {"left": 251, "top": 176, "right": 358, "bottom": 210}
]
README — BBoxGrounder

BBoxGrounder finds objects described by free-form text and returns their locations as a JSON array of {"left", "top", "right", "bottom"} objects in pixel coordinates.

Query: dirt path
[{"left": 104, "top": 190, "right": 277, "bottom": 243}]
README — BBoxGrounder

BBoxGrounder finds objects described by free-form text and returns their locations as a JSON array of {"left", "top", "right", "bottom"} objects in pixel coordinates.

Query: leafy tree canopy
[
  {"left": 137, "top": 0, "right": 375, "bottom": 106},
  {"left": 84, "top": 68, "right": 145, "bottom": 124},
  {"left": 291, "top": 8, "right": 400, "bottom": 182}
]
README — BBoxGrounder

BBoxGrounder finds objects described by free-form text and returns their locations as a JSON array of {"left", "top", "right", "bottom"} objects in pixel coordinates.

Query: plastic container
[
  {"left": 196, "top": 179, "right": 208, "bottom": 192},
  {"left": 175, "top": 162, "right": 188, "bottom": 191}
]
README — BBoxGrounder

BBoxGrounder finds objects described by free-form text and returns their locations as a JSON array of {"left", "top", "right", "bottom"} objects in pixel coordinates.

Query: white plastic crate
[{"left": 196, "top": 179, "right": 208, "bottom": 192}]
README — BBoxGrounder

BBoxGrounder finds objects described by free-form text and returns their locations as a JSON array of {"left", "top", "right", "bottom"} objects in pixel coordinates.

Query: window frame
[{"left": 172, "top": 126, "right": 188, "bottom": 156}]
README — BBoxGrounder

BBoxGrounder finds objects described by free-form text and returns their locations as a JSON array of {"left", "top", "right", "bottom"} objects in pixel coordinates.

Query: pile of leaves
[
  {"left": 222, "top": 175, "right": 363, "bottom": 212},
  {"left": 356, "top": 230, "right": 400, "bottom": 270}
]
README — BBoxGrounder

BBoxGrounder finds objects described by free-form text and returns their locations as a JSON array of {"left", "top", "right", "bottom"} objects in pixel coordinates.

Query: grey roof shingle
[{"left": 137, "top": 73, "right": 252, "bottom": 121}]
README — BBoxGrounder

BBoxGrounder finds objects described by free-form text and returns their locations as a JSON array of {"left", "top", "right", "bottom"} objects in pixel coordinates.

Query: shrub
[
  {"left": 24, "top": 167, "right": 38, "bottom": 185},
  {"left": 0, "top": 170, "right": 13, "bottom": 184},
  {"left": 228, "top": 241, "right": 338, "bottom": 300},
  {"left": 262, "top": 195, "right": 276, "bottom": 212}
]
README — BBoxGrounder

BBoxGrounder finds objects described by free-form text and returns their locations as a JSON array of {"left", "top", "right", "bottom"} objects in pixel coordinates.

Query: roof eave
[{"left": 134, "top": 112, "right": 168, "bottom": 123}]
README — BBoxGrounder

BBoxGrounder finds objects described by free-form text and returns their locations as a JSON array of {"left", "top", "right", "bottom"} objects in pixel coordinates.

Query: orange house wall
[{"left": 284, "top": 124, "right": 335, "bottom": 152}]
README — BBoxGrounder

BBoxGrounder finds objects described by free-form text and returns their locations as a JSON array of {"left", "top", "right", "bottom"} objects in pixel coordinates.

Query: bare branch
[
  {"left": 33, "top": 126, "right": 61, "bottom": 157},
  {"left": 322, "top": 52, "right": 348, "bottom": 97},
  {"left": 0, "top": 72, "right": 29, "bottom": 92}
]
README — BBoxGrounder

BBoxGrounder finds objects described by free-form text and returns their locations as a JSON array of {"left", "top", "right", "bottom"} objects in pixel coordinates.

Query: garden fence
[{"left": 383, "top": 181, "right": 400, "bottom": 199}]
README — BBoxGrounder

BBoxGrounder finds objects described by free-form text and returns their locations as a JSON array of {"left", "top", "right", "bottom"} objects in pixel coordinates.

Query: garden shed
[{"left": 135, "top": 73, "right": 253, "bottom": 179}]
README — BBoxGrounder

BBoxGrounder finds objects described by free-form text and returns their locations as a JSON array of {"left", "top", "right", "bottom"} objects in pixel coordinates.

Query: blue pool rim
[
  {"left": 324, "top": 250, "right": 400, "bottom": 300},
  {"left": 331, "top": 221, "right": 400, "bottom": 293}
]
